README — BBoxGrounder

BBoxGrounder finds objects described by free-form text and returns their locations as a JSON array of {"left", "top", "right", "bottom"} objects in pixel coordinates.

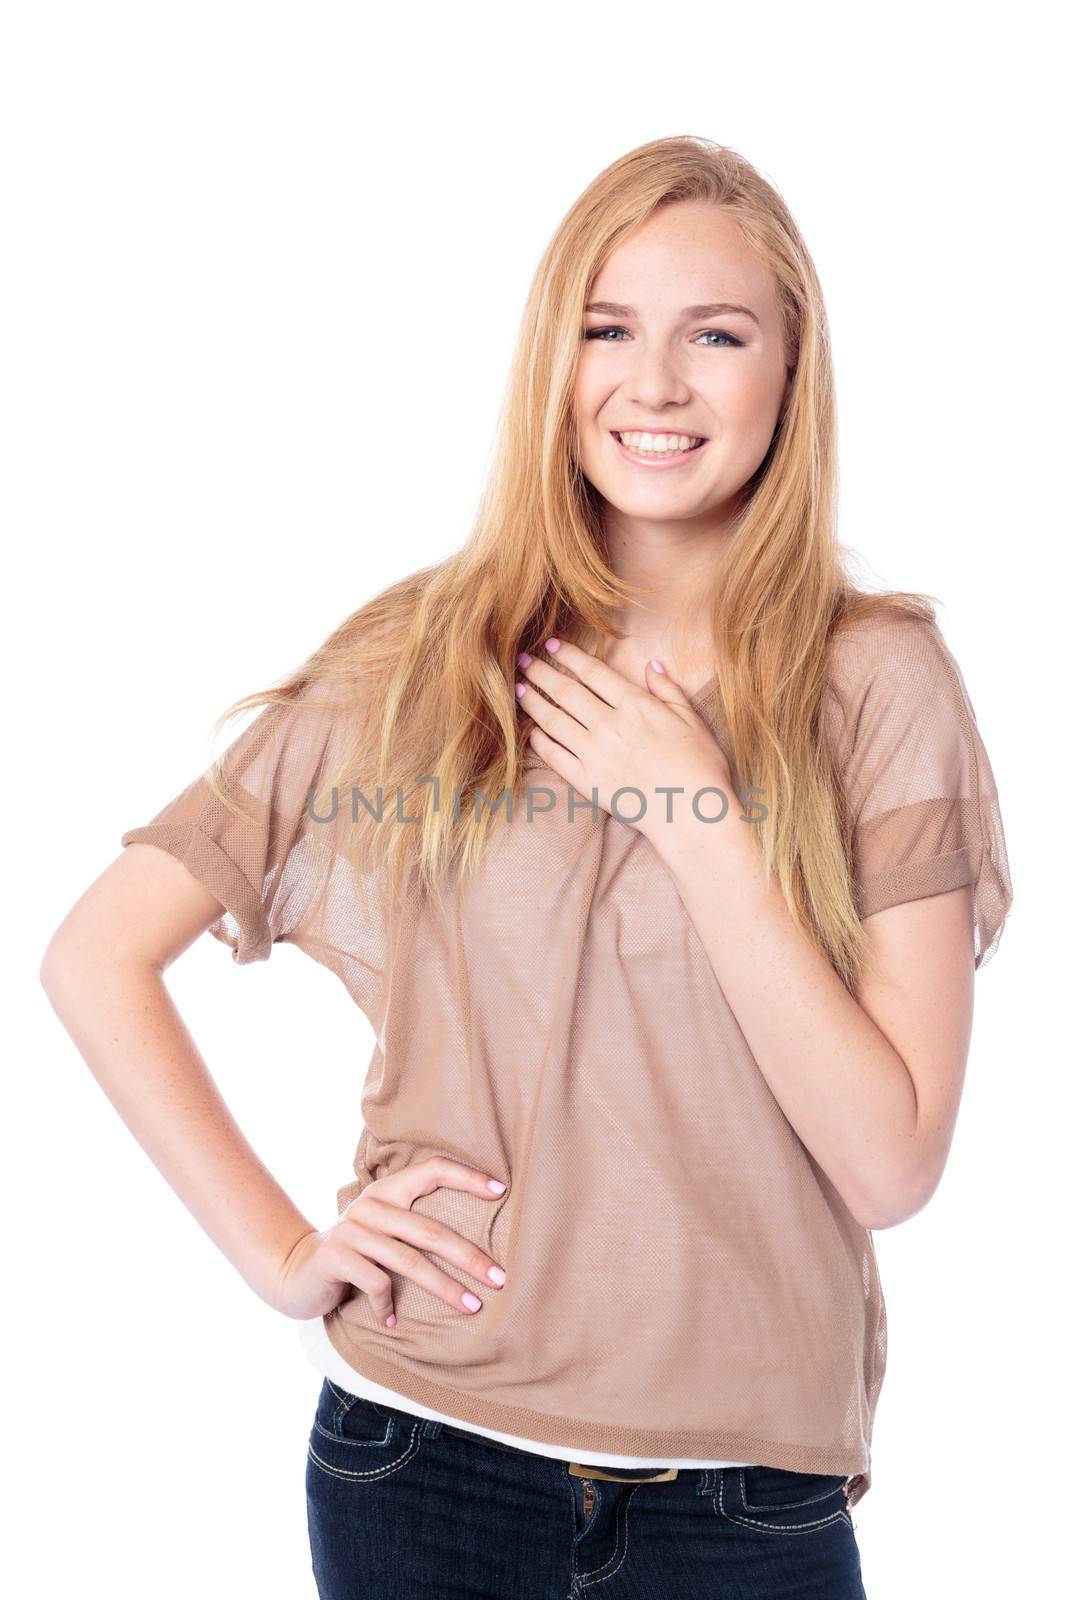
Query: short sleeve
[
  {"left": 120, "top": 679, "right": 385, "bottom": 988},
  {"left": 830, "top": 615, "right": 1013, "bottom": 969}
]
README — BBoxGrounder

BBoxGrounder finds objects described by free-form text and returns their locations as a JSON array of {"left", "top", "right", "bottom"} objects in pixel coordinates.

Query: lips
[
  {"left": 610, "top": 431, "right": 707, "bottom": 444},
  {"left": 610, "top": 432, "right": 709, "bottom": 467}
]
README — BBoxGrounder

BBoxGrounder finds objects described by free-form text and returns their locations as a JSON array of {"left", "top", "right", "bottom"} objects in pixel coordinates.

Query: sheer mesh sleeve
[
  {"left": 830, "top": 615, "right": 1013, "bottom": 969},
  {"left": 120, "top": 680, "right": 386, "bottom": 1005}
]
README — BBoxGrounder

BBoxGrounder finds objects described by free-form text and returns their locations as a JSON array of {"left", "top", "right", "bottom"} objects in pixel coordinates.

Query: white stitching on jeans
[
  {"left": 312, "top": 1414, "right": 396, "bottom": 1450},
  {"left": 740, "top": 1469, "right": 848, "bottom": 1512},
  {"left": 320, "top": 1379, "right": 395, "bottom": 1447},
  {"left": 576, "top": 1484, "right": 639, "bottom": 1588},
  {"left": 307, "top": 1426, "right": 422, "bottom": 1483},
  {"left": 716, "top": 1470, "right": 851, "bottom": 1535}
]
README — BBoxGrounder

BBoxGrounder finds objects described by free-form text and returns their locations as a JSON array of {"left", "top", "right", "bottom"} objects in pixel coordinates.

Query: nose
[{"left": 623, "top": 342, "right": 691, "bottom": 413}]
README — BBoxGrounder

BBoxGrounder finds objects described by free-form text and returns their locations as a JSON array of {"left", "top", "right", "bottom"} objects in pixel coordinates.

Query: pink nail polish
[
  {"left": 545, "top": 638, "right": 560, "bottom": 652},
  {"left": 517, "top": 651, "right": 532, "bottom": 668},
  {"left": 650, "top": 659, "right": 664, "bottom": 673},
  {"left": 462, "top": 1292, "right": 482, "bottom": 1311},
  {"left": 487, "top": 1178, "right": 508, "bottom": 1193},
  {"left": 385, "top": 1313, "right": 397, "bottom": 1327},
  {"left": 515, "top": 683, "right": 526, "bottom": 698},
  {"left": 488, "top": 1266, "right": 506, "bottom": 1285}
]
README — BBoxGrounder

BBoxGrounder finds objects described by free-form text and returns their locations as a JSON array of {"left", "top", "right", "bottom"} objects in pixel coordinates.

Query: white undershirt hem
[{"left": 297, "top": 1314, "right": 755, "bottom": 1471}]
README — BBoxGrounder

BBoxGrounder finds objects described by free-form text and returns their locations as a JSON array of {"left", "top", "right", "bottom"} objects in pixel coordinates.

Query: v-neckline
[{"left": 688, "top": 671, "right": 719, "bottom": 709}]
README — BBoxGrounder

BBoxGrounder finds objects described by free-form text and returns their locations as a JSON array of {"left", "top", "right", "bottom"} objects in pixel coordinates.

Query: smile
[{"left": 611, "top": 431, "right": 708, "bottom": 468}]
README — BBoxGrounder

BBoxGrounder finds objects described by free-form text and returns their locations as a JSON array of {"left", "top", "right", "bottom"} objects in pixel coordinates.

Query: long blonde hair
[{"left": 206, "top": 134, "right": 938, "bottom": 992}]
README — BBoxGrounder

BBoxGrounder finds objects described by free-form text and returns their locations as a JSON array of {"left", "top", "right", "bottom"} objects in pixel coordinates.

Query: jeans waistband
[{"left": 426, "top": 1418, "right": 686, "bottom": 1482}]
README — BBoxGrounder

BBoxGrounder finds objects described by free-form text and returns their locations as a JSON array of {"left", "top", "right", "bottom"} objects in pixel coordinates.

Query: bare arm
[
  {"left": 654, "top": 804, "right": 975, "bottom": 1231},
  {"left": 39, "top": 841, "right": 511, "bottom": 1326},
  {"left": 39, "top": 842, "right": 316, "bottom": 1309}
]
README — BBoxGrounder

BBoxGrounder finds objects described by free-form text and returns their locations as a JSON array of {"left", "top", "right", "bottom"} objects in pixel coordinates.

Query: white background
[{"left": 5, "top": 2, "right": 1058, "bottom": 1595}]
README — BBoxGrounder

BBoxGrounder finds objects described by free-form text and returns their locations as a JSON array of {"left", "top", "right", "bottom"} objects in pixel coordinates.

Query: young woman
[{"left": 41, "top": 136, "right": 1013, "bottom": 1599}]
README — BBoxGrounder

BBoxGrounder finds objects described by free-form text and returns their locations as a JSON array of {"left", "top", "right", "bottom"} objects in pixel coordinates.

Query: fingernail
[
  {"left": 545, "top": 638, "right": 560, "bottom": 652},
  {"left": 462, "top": 1292, "right": 482, "bottom": 1311},
  {"left": 385, "top": 1313, "right": 397, "bottom": 1327},
  {"left": 650, "top": 659, "right": 664, "bottom": 673},
  {"left": 487, "top": 1179, "right": 507, "bottom": 1193},
  {"left": 517, "top": 651, "right": 532, "bottom": 668},
  {"left": 515, "top": 683, "right": 526, "bottom": 698},
  {"left": 488, "top": 1266, "right": 506, "bottom": 1285}
]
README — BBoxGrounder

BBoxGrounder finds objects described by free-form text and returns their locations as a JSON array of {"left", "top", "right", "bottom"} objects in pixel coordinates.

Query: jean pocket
[
  {"left": 742, "top": 1466, "right": 849, "bottom": 1511},
  {"left": 720, "top": 1466, "right": 853, "bottom": 1535},
  {"left": 306, "top": 1378, "right": 423, "bottom": 1484}
]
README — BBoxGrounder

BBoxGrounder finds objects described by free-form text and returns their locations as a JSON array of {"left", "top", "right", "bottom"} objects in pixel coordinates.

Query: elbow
[
  {"left": 40, "top": 925, "right": 92, "bottom": 999},
  {"left": 851, "top": 1197, "right": 924, "bottom": 1232},
  {"left": 846, "top": 1163, "right": 943, "bottom": 1233},
  {"left": 39, "top": 932, "right": 69, "bottom": 994}
]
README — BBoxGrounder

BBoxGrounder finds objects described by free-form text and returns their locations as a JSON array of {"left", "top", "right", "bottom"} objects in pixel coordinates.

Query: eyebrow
[{"left": 583, "top": 300, "right": 761, "bottom": 326}]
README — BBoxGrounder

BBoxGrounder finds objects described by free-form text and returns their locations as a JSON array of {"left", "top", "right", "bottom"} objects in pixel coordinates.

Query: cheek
[
  {"left": 713, "top": 359, "right": 785, "bottom": 435},
  {"left": 573, "top": 361, "right": 606, "bottom": 428}
]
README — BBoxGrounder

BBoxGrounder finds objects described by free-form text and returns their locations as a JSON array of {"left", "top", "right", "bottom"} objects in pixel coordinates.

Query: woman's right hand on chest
[{"left": 270, "top": 1157, "right": 510, "bottom": 1327}]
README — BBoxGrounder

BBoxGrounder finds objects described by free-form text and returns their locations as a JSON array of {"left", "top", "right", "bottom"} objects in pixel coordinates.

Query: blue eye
[{"left": 583, "top": 326, "right": 743, "bottom": 348}]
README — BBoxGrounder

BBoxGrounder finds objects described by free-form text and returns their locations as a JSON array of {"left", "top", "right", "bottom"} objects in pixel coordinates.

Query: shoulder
[
  {"left": 256, "top": 676, "right": 364, "bottom": 745},
  {"left": 213, "top": 676, "right": 363, "bottom": 804},
  {"left": 827, "top": 608, "right": 954, "bottom": 688},
  {"left": 824, "top": 609, "right": 969, "bottom": 730}
]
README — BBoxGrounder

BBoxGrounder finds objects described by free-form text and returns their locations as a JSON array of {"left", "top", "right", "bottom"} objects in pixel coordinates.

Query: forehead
[{"left": 589, "top": 200, "right": 775, "bottom": 314}]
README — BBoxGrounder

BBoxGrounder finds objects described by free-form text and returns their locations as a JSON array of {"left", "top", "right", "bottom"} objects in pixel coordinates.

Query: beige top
[{"left": 121, "top": 611, "right": 1012, "bottom": 1501}]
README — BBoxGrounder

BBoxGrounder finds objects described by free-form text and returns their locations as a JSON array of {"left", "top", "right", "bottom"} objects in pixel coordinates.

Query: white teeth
[{"left": 618, "top": 431, "right": 704, "bottom": 455}]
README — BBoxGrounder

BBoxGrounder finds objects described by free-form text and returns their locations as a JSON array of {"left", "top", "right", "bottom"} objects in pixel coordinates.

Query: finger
[
  {"left": 515, "top": 678, "right": 586, "bottom": 758},
  {"left": 341, "top": 1217, "right": 492, "bottom": 1317},
  {"left": 517, "top": 652, "right": 607, "bottom": 726},
  {"left": 355, "top": 1193, "right": 507, "bottom": 1293},
  {"left": 527, "top": 725, "right": 588, "bottom": 793},
  {"left": 330, "top": 1240, "right": 397, "bottom": 1328},
  {"left": 644, "top": 658, "right": 696, "bottom": 708},
  {"left": 377, "top": 1156, "right": 509, "bottom": 1210},
  {"left": 536, "top": 636, "right": 641, "bottom": 709}
]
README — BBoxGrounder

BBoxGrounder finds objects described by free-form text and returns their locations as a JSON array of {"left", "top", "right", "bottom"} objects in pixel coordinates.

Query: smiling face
[{"left": 575, "top": 199, "right": 790, "bottom": 530}]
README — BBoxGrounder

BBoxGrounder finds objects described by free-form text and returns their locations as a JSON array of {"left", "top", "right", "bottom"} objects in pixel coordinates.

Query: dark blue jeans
[{"left": 305, "top": 1378, "right": 868, "bottom": 1598}]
